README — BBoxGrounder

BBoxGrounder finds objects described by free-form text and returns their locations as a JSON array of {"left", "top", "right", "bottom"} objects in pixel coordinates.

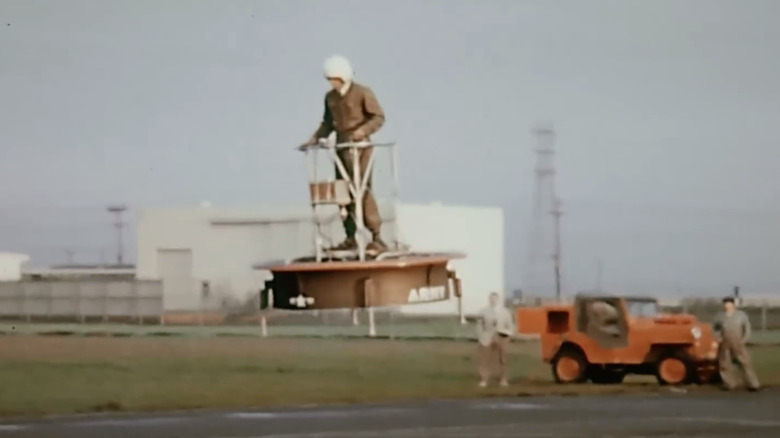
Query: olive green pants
[{"left": 335, "top": 147, "right": 381, "bottom": 238}]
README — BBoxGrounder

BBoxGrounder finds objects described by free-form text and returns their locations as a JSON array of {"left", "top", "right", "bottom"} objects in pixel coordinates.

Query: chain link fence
[
  {"left": 664, "top": 296, "right": 780, "bottom": 331},
  {"left": 1, "top": 285, "right": 778, "bottom": 344}
]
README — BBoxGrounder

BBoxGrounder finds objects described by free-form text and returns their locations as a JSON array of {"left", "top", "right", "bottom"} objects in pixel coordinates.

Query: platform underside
[{"left": 255, "top": 252, "right": 464, "bottom": 310}]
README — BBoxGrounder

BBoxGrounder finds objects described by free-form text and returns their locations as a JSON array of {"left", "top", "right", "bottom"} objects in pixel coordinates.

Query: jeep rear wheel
[
  {"left": 552, "top": 349, "right": 588, "bottom": 383},
  {"left": 656, "top": 355, "right": 691, "bottom": 385}
]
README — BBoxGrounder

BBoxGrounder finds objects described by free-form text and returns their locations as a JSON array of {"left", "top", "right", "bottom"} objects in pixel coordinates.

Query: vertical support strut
[
  {"left": 448, "top": 269, "right": 465, "bottom": 325},
  {"left": 305, "top": 144, "right": 324, "bottom": 262},
  {"left": 389, "top": 144, "right": 401, "bottom": 250},
  {"left": 351, "top": 146, "right": 367, "bottom": 261},
  {"left": 261, "top": 287, "right": 274, "bottom": 337},
  {"left": 363, "top": 278, "right": 377, "bottom": 337}
]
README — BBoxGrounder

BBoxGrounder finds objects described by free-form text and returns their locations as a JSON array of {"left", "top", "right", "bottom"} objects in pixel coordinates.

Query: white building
[
  {"left": 135, "top": 202, "right": 503, "bottom": 316},
  {"left": 0, "top": 252, "right": 30, "bottom": 282}
]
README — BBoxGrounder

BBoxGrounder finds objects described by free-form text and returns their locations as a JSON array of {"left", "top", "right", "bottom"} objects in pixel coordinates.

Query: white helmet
[{"left": 323, "top": 55, "right": 354, "bottom": 82}]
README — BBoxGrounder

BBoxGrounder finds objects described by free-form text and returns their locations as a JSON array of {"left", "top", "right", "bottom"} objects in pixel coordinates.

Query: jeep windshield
[{"left": 625, "top": 299, "right": 659, "bottom": 318}]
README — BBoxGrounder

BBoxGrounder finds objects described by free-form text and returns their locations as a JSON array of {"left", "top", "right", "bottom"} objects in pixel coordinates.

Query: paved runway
[{"left": 1, "top": 390, "right": 779, "bottom": 437}]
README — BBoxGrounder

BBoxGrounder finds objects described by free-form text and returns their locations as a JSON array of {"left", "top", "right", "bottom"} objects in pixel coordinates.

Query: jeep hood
[{"left": 652, "top": 313, "right": 697, "bottom": 324}]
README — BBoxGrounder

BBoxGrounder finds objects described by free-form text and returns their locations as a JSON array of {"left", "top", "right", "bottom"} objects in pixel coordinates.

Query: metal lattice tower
[
  {"left": 524, "top": 123, "right": 562, "bottom": 301},
  {"left": 106, "top": 205, "right": 127, "bottom": 265}
]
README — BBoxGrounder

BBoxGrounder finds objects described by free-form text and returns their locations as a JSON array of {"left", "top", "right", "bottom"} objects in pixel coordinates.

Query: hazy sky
[{"left": 2, "top": 0, "right": 779, "bottom": 296}]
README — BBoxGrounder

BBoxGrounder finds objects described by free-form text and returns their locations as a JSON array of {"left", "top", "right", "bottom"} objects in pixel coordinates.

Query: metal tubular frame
[
  {"left": 299, "top": 138, "right": 402, "bottom": 262},
  {"left": 293, "top": 138, "right": 463, "bottom": 337}
]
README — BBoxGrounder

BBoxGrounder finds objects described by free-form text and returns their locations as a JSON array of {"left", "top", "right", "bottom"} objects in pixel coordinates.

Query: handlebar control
[{"left": 297, "top": 139, "right": 395, "bottom": 151}]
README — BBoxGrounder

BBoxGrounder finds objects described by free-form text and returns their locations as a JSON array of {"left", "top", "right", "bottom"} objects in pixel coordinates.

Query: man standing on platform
[{"left": 303, "top": 55, "right": 387, "bottom": 253}]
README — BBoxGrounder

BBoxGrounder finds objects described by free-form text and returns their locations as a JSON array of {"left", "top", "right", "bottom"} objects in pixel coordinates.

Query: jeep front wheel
[
  {"left": 552, "top": 349, "right": 588, "bottom": 383},
  {"left": 656, "top": 355, "right": 691, "bottom": 385}
]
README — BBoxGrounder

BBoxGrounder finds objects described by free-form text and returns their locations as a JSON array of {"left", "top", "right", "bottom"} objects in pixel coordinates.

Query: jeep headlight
[{"left": 691, "top": 326, "right": 702, "bottom": 339}]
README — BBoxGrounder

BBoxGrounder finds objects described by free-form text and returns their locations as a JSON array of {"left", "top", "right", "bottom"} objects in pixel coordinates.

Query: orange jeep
[{"left": 516, "top": 294, "right": 720, "bottom": 385}]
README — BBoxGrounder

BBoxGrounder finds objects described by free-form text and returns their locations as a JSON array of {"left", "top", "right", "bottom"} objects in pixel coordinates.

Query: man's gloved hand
[
  {"left": 298, "top": 137, "right": 319, "bottom": 151},
  {"left": 350, "top": 128, "right": 366, "bottom": 142}
]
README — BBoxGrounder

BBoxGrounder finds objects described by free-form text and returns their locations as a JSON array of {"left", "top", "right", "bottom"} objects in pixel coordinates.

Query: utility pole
[
  {"left": 595, "top": 258, "right": 603, "bottom": 292},
  {"left": 551, "top": 197, "right": 563, "bottom": 302},
  {"left": 106, "top": 205, "right": 127, "bottom": 265},
  {"left": 63, "top": 248, "right": 75, "bottom": 264}
]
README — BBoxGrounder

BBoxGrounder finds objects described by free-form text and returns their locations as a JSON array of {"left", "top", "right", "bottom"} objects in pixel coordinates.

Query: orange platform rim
[{"left": 253, "top": 252, "right": 466, "bottom": 272}]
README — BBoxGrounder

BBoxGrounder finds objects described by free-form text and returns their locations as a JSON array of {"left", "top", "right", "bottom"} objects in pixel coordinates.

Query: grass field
[{"left": 1, "top": 336, "right": 779, "bottom": 418}]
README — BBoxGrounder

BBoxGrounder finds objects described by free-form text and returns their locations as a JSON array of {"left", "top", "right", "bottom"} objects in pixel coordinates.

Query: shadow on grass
[
  {"left": 146, "top": 332, "right": 184, "bottom": 337},
  {"left": 37, "top": 331, "right": 76, "bottom": 336},
  {"left": 80, "top": 401, "right": 123, "bottom": 413},
  {"left": 83, "top": 332, "right": 133, "bottom": 338}
]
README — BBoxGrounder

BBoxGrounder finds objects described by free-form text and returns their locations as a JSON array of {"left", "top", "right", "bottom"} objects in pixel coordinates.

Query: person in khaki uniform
[
  {"left": 303, "top": 55, "right": 387, "bottom": 253},
  {"left": 714, "top": 296, "right": 761, "bottom": 391},
  {"left": 476, "top": 292, "right": 515, "bottom": 387}
]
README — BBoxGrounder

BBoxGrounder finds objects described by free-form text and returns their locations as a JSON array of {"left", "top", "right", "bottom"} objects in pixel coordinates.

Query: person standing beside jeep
[
  {"left": 713, "top": 296, "right": 761, "bottom": 391},
  {"left": 476, "top": 292, "right": 515, "bottom": 388}
]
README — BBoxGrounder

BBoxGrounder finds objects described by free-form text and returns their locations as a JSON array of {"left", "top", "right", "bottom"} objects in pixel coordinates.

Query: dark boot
[
  {"left": 366, "top": 234, "right": 388, "bottom": 253},
  {"left": 332, "top": 236, "right": 357, "bottom": 250}
]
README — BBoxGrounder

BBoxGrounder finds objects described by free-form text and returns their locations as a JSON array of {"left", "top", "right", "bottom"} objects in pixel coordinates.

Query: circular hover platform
[{"left": 253, "top": 252, "right": 465, "bottom": 310}]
